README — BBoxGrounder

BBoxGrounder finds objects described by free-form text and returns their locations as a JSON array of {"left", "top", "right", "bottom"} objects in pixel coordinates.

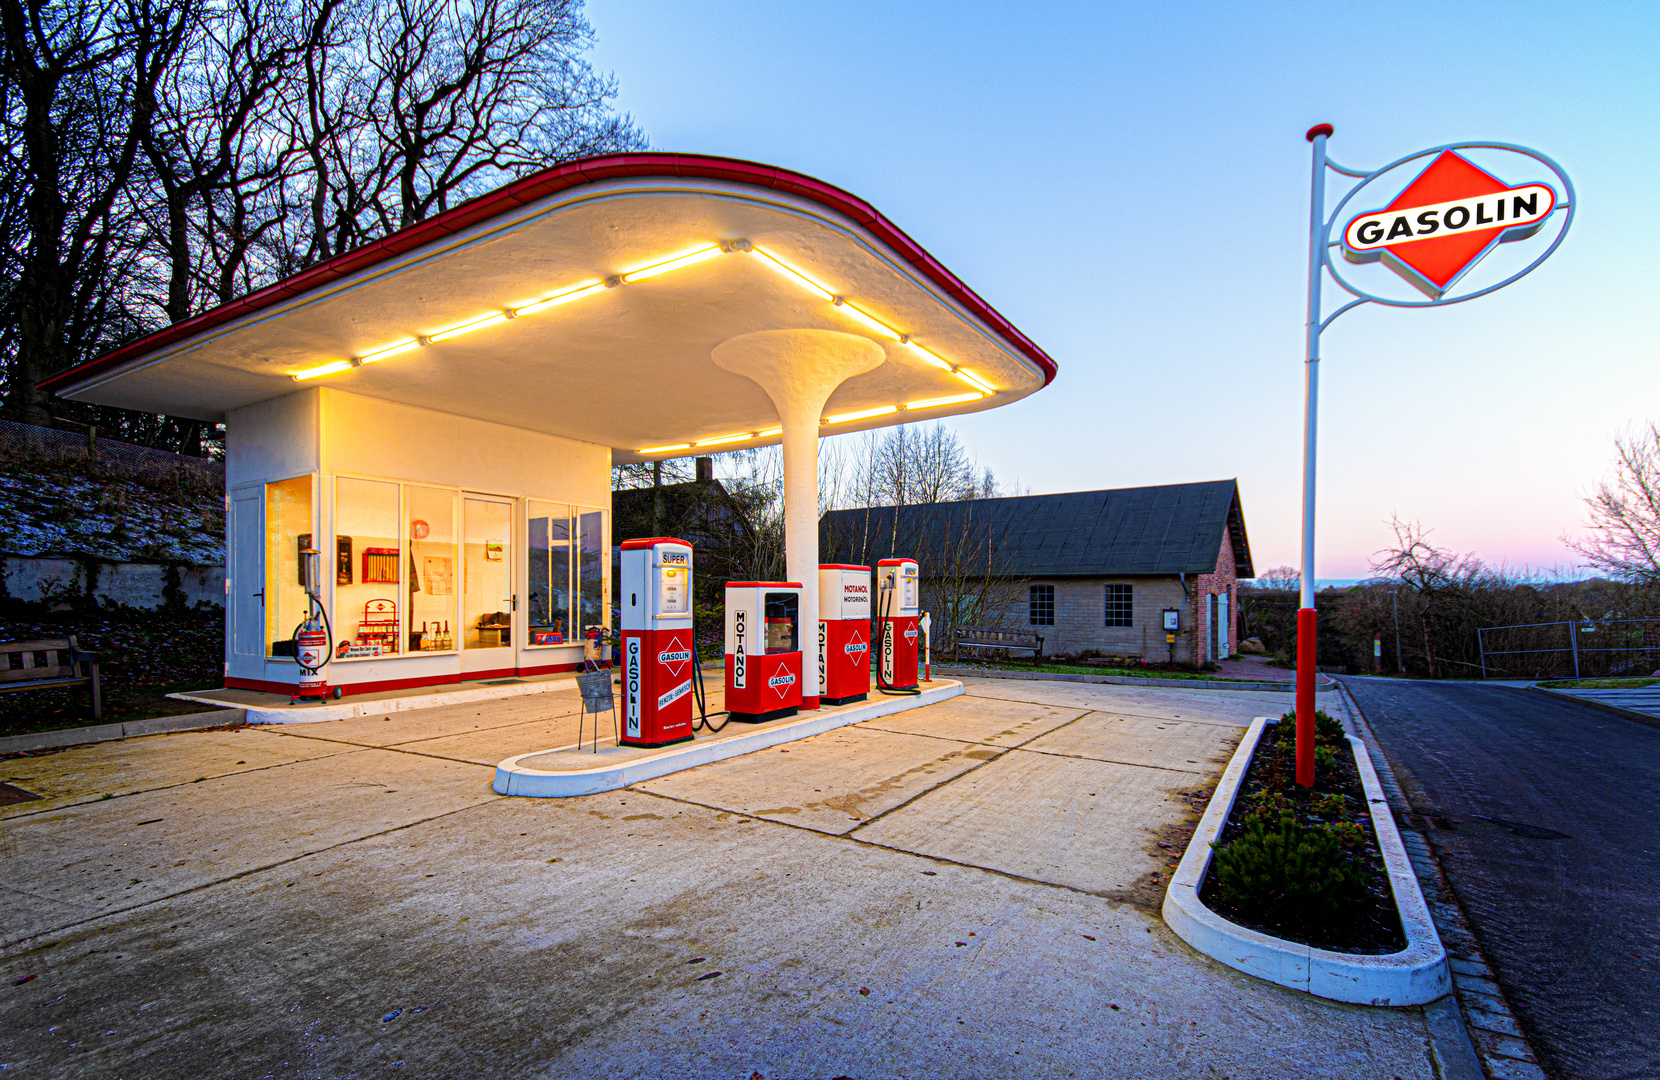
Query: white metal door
[
  {"left": 1218, "top": 592, "right": 1230, "bottom": 660},
  {"left": 229, "top": 488, "right": 264, "bottom": 666}
]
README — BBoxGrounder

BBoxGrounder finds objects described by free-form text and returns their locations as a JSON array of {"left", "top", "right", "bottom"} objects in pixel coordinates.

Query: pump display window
[
  {"left": 334, "top": 477, "right": 403, "bottom": 659},
  {"left": 764, "top": 592, "right": 798, "bottom": 653},
  {"left": 265, "top": 475, "right": 313, "bottom": 657},
  {"left": 406, "top": 486, "right": 458, "bottom": 652},
  {"left": 528, "top": 501, "right": 573, "bottom": 646}
]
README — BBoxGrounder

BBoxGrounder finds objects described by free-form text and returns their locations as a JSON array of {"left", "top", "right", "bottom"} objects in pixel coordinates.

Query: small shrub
[
  {"left": 1209, "top": 812, "right": 1369, "bottom": 931},
  {"left": 1312, "top": 792, "right": 1347, "bottom": 818}
]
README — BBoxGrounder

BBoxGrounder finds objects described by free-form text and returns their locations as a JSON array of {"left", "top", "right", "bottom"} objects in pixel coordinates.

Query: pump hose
[
  {"left": 874, "top": 579, "right": 922, "bottom": 697},
  {"left": 691, "top": 642, "right": 731, "bottom": 733}
]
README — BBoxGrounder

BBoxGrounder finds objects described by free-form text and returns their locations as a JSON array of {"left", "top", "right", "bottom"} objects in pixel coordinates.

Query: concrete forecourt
[{"left": 2, "top": 678, "right": 1449, "bottom": 1077}]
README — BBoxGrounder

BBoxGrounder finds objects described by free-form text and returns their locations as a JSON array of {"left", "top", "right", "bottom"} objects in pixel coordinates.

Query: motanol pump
[
  {"left": 818, "top": 564, "right": 871, "bottom": 705},
  {"left": 876, "top": 558, "right": 922, "bottom": 694},
  {"left": 724, "top": 581, "right": 803, "bottom": 722}
]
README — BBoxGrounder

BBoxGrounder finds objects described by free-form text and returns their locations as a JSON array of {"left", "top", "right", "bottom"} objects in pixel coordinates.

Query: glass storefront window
[
  {"left": 528, "top": 502, "right": 572, "bottom": 646},
  {"left": 265, "top": 475, "right": 313, "bottom": 657},
  {"left": 334, "top": 477, "right": 402, "bottom": 659},
  {"left": 463, "top": 496, "right": 514, "bottom": 650},
  {"left": 577, "top": 509, "right": 607, "bottom": 641},
  {"left": 406, "top": 486, "right": 458, "bottom": 652}
]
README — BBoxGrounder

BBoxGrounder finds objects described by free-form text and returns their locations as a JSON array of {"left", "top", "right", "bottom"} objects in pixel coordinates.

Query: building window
[
  {"left": 528, "top": 502, "right": 573, "bottom": 646},
  {"left": 335, "top": 476, "right": 403, "bottom": 658},
  {"left": 265, "top": 475, "right": 312, "bottom": 658},
  {"left": 406, "top": 486, "right": 458, "bottom": 652},
  {"left": 1029, "top": 584, "right": 1054, "bottom": 626},
  {"left": 1105, "top": 583, "right": 1133, "bottom": 627}
]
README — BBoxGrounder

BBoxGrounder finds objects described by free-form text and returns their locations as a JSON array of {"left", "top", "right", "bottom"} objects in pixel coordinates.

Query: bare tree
[
  {"left": 1256, "top": 565, "right": 1299, "bottom": 591},
  {"left": 0, "top": 0, "right": 191, "bottom": 424},
  {"left": 1569, "top": 423, "right": 1660, "bottom": 585}
]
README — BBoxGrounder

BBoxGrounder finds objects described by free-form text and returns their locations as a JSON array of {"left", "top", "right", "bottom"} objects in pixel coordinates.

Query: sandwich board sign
[{"left": 1287, "top": 125, "right": 1573, "bottom": 787}]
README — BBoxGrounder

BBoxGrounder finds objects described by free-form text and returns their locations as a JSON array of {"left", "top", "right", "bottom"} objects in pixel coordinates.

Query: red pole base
[{"left": 1296, "top": 607, "right": 1317, "bottom": 787}]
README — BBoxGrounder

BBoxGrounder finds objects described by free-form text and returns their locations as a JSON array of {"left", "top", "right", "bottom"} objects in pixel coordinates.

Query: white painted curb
[
  {"left": 170, "top": 675, "right": 578, "bottom": 725},
  {"left": 1161, "top": 717, "right": 1451, "bottom": 1006},
  {"left": 494, "top": 680, "right": 966, "bottom": 797}
]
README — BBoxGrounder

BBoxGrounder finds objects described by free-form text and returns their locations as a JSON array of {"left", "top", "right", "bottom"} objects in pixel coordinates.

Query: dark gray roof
[{"left": 819, "top": 480, "right": 1252, "bottom": 579}]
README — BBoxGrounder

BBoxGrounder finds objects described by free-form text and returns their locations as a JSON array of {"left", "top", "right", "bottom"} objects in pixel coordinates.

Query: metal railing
[{"left": 1477, "top": 617, "right": 1660, "bottom": 680}]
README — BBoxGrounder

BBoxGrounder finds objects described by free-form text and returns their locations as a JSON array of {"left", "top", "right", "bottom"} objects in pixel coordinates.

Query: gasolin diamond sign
[{"left": 1341, "top": 150, "right": 1557, "bottom": 299}]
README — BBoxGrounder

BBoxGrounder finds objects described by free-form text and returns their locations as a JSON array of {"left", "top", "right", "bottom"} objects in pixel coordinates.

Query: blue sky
[{"left": 588, "top": 0, "right": 1659, "bottom": 578}]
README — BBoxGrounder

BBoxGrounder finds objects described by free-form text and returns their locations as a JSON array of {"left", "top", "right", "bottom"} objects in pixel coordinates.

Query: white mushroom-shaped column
[{"left": 712, "top": 329, "right": 886, "bottom": 708}]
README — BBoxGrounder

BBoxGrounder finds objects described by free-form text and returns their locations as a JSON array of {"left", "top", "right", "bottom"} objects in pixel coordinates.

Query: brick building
[{"left": 819, "top": 479, "right": 1252, "bottom": 665}]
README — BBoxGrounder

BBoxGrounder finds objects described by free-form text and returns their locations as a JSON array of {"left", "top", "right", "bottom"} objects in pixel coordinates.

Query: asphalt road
[{"left": 1343, "top": 678, "right": 1659, "bottom": 1080}]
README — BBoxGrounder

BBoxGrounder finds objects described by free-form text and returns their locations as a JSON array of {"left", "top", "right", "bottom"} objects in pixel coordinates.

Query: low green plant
[
  {"left": 1209, "top": 812, "right": 1368, "bottom": 930},
  {"left": 1312, "top": 792, "right": 1347, "bottom": 818}
]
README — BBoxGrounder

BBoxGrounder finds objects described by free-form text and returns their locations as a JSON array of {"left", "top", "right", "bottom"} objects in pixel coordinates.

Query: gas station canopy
[{"left": 44, "top": 153, "right": 1057, "bottom": 460}]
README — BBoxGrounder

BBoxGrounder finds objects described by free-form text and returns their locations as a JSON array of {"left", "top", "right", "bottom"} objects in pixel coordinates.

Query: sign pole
[{"left": 1297, "top": 123, "right": 1333, "bottom": 788}]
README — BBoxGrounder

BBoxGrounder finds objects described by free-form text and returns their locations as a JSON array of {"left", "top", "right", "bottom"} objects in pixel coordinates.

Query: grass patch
[
  {"left": 0, "top": 607, "right": 224, "bottom": 737},
  {"left": 1538, "top": 676, "right": 1659, "bottom": 690},
  {"left": 948, "top": 659, "right": 1277, "bottom": 683}
]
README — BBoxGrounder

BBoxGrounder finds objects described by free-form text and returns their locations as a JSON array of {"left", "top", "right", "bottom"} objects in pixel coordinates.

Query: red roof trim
[
  {"left": 725, "top": 582, "right": 804, "bottom": 590},
  {"left": 819, "top": 564, "right": 871, "bottom": 572},
  {"left": 619, "top": 537, "right": 691, "bottom": 550},
  {"left": 40, "top": 152, "right": 1057, "bottom": 394}
]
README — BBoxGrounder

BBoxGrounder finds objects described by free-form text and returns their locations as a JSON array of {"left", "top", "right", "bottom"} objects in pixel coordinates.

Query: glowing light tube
[
  {"left": 638, "top": 443, "right": 692, "bottom": 455},
  {"left": 757, "top": 427, "right": 783, "bottom": 437},
  {"left": 825, "top": 405, "right": 898, "bottom": 425},
  {"left": 904, "top": 340, "right": 953, "bottom": 370},
  {"left": 833, "top": 299, "right": 900, "bottom": 340},
  {"left": 694, "top": 433, "right": 751, "bottom": 447},
  {"left": 750, "top": 247, "right": 835, "bottom": 301},
  {"left": 428, "top": 311, "right": 509, "bottom": 343},
  {"left": 293, "top": 360, "right": 355, "bottom": 381},
  {"left": 514, "top": 281, "right": 606, "bottom": 315},
  {"left": 358, "top": 339, "right": 419, "bottom": 364},
  {"left": 953, "top": 368, "right": 996, "bottom": 393},
  {"left": 904, "top": 392, "right": 983, "bottom": 411},
  {"left": 622, "top": 246, "right": 722, "bottom": 283}
]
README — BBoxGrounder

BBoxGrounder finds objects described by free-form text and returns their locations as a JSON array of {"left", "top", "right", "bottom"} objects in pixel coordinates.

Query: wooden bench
[
  {"left": 0, "top": 637, "right": 102, "bottom": 720},
  {"left": 955, "top": 626, "right": 1044, "bottom": 663}
]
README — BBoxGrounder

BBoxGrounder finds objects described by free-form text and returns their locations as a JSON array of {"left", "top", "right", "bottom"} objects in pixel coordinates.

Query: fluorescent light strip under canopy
[{"left": 291, "top": 241, "right": 1003, "bottom": 401}]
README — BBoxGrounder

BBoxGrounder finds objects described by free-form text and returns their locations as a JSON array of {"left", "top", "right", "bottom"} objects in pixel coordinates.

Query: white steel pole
[{"left": 1296, "top": 123, "right": 1333, "bottom": 788}]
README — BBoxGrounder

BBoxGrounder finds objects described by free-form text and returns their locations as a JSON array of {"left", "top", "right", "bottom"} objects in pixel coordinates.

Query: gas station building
[{"left": 40, "top": 153, "right": 1057, "bottom": 701}]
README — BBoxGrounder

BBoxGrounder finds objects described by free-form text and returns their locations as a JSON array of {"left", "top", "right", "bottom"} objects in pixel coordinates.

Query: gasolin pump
[
  {"left": 725, "top": 581, "right": 803, "bottom": 722},
  {"left": 876, "top": 558, "right": 922, "bottom": 693},
  {"left": 818, "top": 564, "right": 871, "bottom": 705},
  {"left": 290, "top": 546, "right": 340, "bottom": 704},
  {"left": 619, "top": 538, "right": 696, "bottom": 747}
]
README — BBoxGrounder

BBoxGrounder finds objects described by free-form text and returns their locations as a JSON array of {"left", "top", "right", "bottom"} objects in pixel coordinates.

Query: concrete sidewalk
[{"left": 1, "top": 677, "right": 1446, "bottom": 1078}]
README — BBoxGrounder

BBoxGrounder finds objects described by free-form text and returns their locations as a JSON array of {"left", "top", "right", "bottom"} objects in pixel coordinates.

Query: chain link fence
[{"left": 1477, "top": 617, "right": 1660, "bottom": 680}]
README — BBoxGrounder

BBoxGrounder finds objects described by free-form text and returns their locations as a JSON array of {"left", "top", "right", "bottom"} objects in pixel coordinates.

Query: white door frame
[{"left": 460, "top": 492, "right": 518, "bottom": 676}]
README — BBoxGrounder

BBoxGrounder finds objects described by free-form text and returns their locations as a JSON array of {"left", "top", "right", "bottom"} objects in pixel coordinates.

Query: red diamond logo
[
  {"left": 1342, "top": 151, "right": 1555, "bottom": 299},
  {"left": 657, "top": 635, "right": 691, "bottom": 678}
]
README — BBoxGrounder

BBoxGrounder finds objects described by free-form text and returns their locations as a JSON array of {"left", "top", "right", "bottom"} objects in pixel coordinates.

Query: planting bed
[{"left": 1200, "top": 714, "right": 1405, "bottom": 954}]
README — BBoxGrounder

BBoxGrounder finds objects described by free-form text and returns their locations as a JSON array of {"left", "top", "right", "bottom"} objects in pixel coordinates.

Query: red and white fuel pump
[
  {"left": 619, "top": 537, "right": 696, "bottom": 747},
  {"left": 724, "top": 581, "right": 803, "bottom": 722},
  {"left": 290, "top": 545, "right": 339, "bottom": 704},
  {"left": 876, "top": 558, "right": 921, "bottom": 692},
  {"left": 818, "top": 564, "right": 871, "bottom": 705}
]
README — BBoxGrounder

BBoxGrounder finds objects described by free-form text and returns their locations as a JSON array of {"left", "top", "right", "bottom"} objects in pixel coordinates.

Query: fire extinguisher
[{"left": 291, "top": 546, "right": 340, "bottom": 704}]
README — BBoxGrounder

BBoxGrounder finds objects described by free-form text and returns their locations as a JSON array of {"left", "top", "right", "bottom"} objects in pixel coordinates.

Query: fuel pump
[
  {"left": 818, "top": 564, "right": 871, "bottom": 705},
  {"left": 876, "top": 558, "right": 921, "bottom": 693},
  {"left": 725, "top": 581, "right": 803, "bottom": 722},
  {"left": 290, "top": 546, "right": 339, "bottom": 704},
  {"left": 619, "top": 538, "right": 696, "bottom": 747}
]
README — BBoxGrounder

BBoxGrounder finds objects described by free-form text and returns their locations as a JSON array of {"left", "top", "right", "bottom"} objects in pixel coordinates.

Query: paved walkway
[
  {"left": 1547, "top": 683, "right": 1660, "bottom": 720},
  {"left": 1, "top": 678, "right": 1444, "bottom": 1078}
]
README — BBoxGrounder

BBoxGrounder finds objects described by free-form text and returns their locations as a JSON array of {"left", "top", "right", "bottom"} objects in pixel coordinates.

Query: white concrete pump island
[{"left": 41, "top": 153, "right": 1058, "bottom": 701}]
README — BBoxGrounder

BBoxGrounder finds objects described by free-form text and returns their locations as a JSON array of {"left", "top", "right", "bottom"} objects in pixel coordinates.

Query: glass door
[{"left": 461, "top": 495, "right": 515, "bottom": 675}]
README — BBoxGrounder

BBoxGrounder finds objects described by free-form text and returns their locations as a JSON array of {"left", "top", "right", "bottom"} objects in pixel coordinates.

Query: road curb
[
  {"left": 1161, "top": 717, "right": 1451, "bottom": 1006},
  {"left": 0, "top": 709, "right": 247, "bottom": 755},
  {"left": 1529, "top": 684, "right": 1660, "bottom": 731},
  {"left": 935, "top": 666, "right": 1337, "bottom": 693},
  {"left": 495, "top": 680, "right": 965, "bottom": 797}
]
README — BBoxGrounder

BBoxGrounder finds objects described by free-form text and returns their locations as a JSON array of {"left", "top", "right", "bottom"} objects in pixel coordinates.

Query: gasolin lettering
[
  {"left": 845, "top": 639, "right": 868, "bottom": 656},
  {"left": 657, "top": 644, "right": 691, "bottom": 679},
  {"left": 625, "top": 636, "right": 641, "bottom": 737},
  {"left": 904, "top": 625, "right": 919, "bottom": 645},
  {"left": 657, "top": 680, "right": 691, "bottom": 710},
  {"left": 1342, "top": 150, "right": 1557, "bottom": 298},
  {"left": 768, "top": 672, "right": 796, "bottom": 689}
]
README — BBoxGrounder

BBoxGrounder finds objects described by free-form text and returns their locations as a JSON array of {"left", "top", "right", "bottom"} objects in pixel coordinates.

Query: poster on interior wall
[{"left": 423, "top": 556, "right": 455, "bottom": 596}]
